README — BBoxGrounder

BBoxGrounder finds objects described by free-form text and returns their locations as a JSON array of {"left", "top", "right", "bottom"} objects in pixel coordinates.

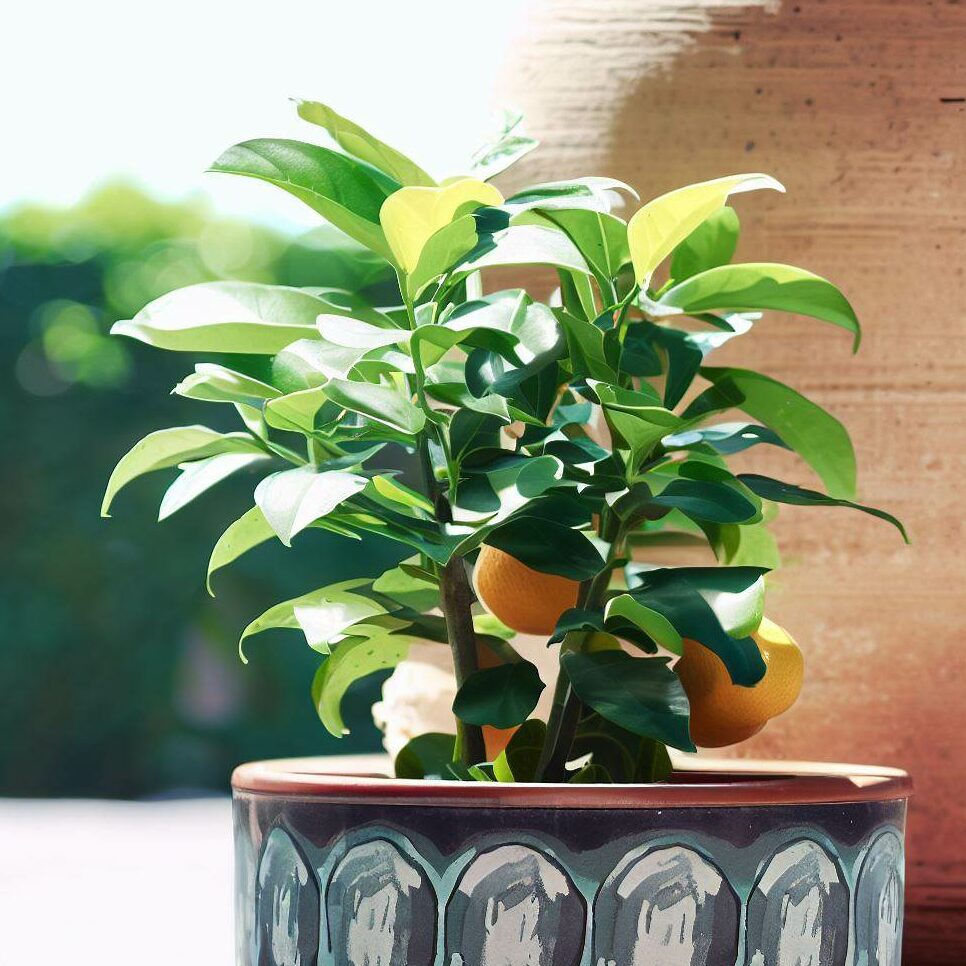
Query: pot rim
[{"left": 232, "top": 755, "right": 911, "bottom": 808}]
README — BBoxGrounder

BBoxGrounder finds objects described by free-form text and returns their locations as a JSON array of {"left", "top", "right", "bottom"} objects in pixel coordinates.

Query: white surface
[
  {"left": 0, "top": 798, "right": 233, "bottom": 964},
  {"left": 1, "top": 1, "right": 536, "bottom": 223}
]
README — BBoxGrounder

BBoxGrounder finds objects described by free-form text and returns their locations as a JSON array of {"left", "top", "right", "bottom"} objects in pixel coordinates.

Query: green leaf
[
  {"left": 295, "top": 99, "right": 435, "bottom": 186},
  {"left": 207, "top": 505, "right": 276, "bottom": 594},
  {"left": 484, "top": 518, "right": 604, "bottom": 580},
  {"left": 660, "top": 263, "right": 861, "bottom": 350},
  {"left": 458, "top": 225, "right": 591, "bottom": 277},
  {"left": 368, "top": 475, "right": 434, "bottom": 513},
  {"left": 542, "top": 209, "right": 630, "bottom": 279},
  {"left": 470, "top": 110, "right": 538, "bottom": 181},
  {"left": 702, "top": 518, "right": 782, "bottom": 570},
  {"left": 324, "top": 378, "right": 426, "bottom": 436},
  {"left": 159, "top": 452, "right": 269, "bottom": 521},
  {"left": 650, "top": 478, "right": 761, "bottom": 524},
  {"left": 603, "top": 595, "right": 683, "bottom": 654},
  {"left": 663, "top": 422, "right": 787, "bottom": 456},
  {"left": 452, "top": 661, "right": 545, "bottom": 729},
  {"left": 395, "top": 733, "right": 457, "bottom": 779},
  {"left": 492, "top": 719, "right": 547, "bottom": 783},
  {"left": 686, "top": 367, "right": 856, "bottom": 499},
  {"left": 238, "top": 579, "right": 390, "bottom": 659},
  {"left": 570, "top": 713, "right": 672, "bottom": 783},
  {"left": 628, "top": 173, "right": 783, "bottom": 284},
  {"left": 313, "top": 635, "right": 411, "bottom": 736},
  {"left": 372, "top": 563, "right": 439, "bottom": 612},
  {"left": 624, "top": 567, "right": 767, "bottom": 683},
  {"left": 504, "top": 178, "right": 637, "bottom": 214},
  {"left": 670, "top": 206, "right": 740, "bottom": 282},
  {"left": 562, "top": 651, "right": 695, "bottom": 752},
  {"left": 592, "top": 382, "right": 681, "bottom": 474},
  {"left": 406, "top": 215, "right": 481, "bottom": 297},
  {"left": 102, "top": 426, "right": 263, "bottom": 517},
  {"left": 173, "top": 363, "right": 282, "bottom": 407},
  {"left": 315, "top": 315, "right": 409, "bottom": 350},
  {"left": 112, "top": 282, "right": 329, "bottom": 354},
  {"left": 739, "top": 474, "right": 908, "bottom": 541},
  {"left": 643, "top": 316, "right": 753, "bottom": 409},
  {"left": 254, "top": 465, "right": 368, "bottom": 546},
  {"left": 209, "top": 139, "right": 393, "bottom": 257},
  {"left": 555, "top": 312, "right": 619, "bottom": 382}
]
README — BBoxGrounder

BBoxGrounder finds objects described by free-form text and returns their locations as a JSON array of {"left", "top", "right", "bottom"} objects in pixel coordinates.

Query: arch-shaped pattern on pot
[
  {"left": 326, "top": 837, "right": 437, "bottom": 966},
  {"left": 444, "top": 843, "right": 586, "bottom": 966},
  {"left": 854, "top": 830, "right": 904, "bottom": 966},
  {"left": 254, "top": 827, "right": 320, "bottom": 966},
  {"left": 592, "top": 844, "right": 739, "bottom": 966},
  {"left": 745, "top": 838, "right": 849, "bottom": 966}
]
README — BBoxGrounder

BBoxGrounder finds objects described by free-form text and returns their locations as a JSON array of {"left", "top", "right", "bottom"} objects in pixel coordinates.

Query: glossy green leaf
[
  {"left": 739, "top": 474, "right": 908, "bottom": 541},
  {"left": 650, "top": 478, "right": 760, "bottom": 524},
  {"left": 504, "top": 178, "right": 637, "bottom": 214},
  {"left": 592, "top": 382, "right": 681, "bottom": 474},
  {"left": 395, "top": 733, "right": 457, "bottom": 779},
  {"left": 368, "top": 475, "right": 434, "bottom": 513},
  {"left": 207, "top": 505, "right": 276, "bottom": 594},
  {"left": 159, "top": 452, "right": 269, "bottom": 521},
  {"left": 102, "top": 426, "right": 263, "bottom": 517},
  {"left": 173, "top": 363, "right": 282, "bottom": 407},
  {"left": 660, "top": 263, "right": 861, "bottom": 350},
  {"left": 603, "top": 595, "right": 683, "bottom": 653},
  {"left": 453, "top": 661, "right": 545, "bottom": 729},
  {"left": 555, "top": 312, "right": 619, "bottom": 382},
  {"left": 663, "top": 422, "right": 787, "bottom": 456},
  {"left": 371, "top": 563, "right": 439, "bottom": 612},
  {"left": 643, "top": 315, "right": 753, "bottom": 409},
  {"left": 562, "top": 651, "right": 694, "bottom": 751},
  {"left": 542, "top": 209, "right": 630, "bottom": 279},
  {"left": 670, "top": 206, "right": 740, "bottom": 282},
  {"left": 315, "top": 315, "right": 409, "bottom": 350},
  {"left": 686, "top": 367, "right": 857, "bottom": 499},
  {"left": 628, "top": 173, "right": 783, "bottom": 284},
  {"left": 238, "top": 578, "right": 389, "bottom": 659},
  {"left": 458, "top": 225, "right": 591, "bottom": 277},
  {"left": 295, "top": 99, "right": 435, "bottom": 186},
  {"left": 209, "top": 139, "right": 393, "bottom": 257},
  {"left": 254, "top": 465, "right": 368, "bottom": 545},
  {"left": 313, "top": 635, "right": 411, "bottom": 736},
  {"left": 484, "top": 517, "right": 603, "bottom": 580},
  {"left": 624, "top": 567, "right": 767, "bottom": 683},
  {"left": 324, "top": 378, "right": 426, "bottom": 435},
  {"left": 112, "top": 282, "right": 330, "bottom": 354},
  {"left": 380, "top": 178, "right": 502, "bottom": 274}
]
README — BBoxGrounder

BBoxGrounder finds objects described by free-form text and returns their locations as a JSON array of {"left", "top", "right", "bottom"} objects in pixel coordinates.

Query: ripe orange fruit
[
  {"left": 473, "top": 544, "right": 581, "bottom": 636},
  {"left": 676, "top": 616, "right": 804, "bottom": 748}
]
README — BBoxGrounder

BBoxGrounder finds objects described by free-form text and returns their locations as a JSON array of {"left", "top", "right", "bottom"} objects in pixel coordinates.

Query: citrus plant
[{"left": 103, "top": 102, "right": 906, "bottom": 783}]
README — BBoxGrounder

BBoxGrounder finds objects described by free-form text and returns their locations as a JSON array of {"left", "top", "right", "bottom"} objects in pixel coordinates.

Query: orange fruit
[
  {"left": 474, "top": 544, "right": 581, "bottom": 636},
  {"left": 676, "top": 616, "right": 804, "bottom": 748}
]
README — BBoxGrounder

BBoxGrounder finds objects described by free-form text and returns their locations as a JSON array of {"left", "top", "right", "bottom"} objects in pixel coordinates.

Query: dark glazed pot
[{"left": 232, "top": 757, "right": 911, "bottom": 966}]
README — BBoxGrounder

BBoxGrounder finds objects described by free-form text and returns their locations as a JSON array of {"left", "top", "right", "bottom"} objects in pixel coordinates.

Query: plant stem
[
  {"left": 438, "top": 552, "right": 487, "bottom": 766},
  {"left": 535, "top": 521, "right": 624, "bottom": 782},
  {"left": 401, "top": 274, "right": 486, "bottom": 766}
]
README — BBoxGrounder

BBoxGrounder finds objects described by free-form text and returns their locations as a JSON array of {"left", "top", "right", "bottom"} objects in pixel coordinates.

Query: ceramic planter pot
[{"left": 232, "top": 758, "right": 911, "bottom": 966}]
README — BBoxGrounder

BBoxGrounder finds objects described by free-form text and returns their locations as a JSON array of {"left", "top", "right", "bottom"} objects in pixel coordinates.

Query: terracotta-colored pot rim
[{"left": 232, "top": 755, "right": 911, "bottom": 808}]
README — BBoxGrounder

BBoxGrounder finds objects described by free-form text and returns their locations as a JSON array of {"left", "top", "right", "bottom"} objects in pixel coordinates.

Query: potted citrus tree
[{"left": 104, "top": 102, "right": 911, "bottom": 966}]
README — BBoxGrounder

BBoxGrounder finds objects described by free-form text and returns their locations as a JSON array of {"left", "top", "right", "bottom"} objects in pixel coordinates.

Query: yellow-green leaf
[
  {"left": 628, "top": 174, "right": 784, "bottom": 285},
  {"left": 380, "top": 178, "right": 503, "bottom": 274}
]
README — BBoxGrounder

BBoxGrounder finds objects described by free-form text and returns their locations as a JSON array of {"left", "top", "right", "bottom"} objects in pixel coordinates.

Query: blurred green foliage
[{"left": 0, "top": 184, "right": 402, "bottom": 797}]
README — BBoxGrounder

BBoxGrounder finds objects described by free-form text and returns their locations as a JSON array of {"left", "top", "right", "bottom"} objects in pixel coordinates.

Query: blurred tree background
[{"left": 0, "top": 185, "right": 402, "bottom": 797}]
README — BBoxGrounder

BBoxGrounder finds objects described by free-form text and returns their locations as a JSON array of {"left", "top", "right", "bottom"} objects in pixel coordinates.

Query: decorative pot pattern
[{"left": 233, "top": 791, "right": 907, "bottom": 966}]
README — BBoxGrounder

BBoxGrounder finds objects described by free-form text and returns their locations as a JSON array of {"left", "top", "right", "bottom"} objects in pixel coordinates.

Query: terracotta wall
[{"left": 499, "top": 1, "right": 966, "bottom": 959}]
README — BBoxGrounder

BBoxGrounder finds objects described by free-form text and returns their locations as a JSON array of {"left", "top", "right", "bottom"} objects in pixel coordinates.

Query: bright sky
[{"left": 2, "top": 0, "right": 535, "bottom": 229}]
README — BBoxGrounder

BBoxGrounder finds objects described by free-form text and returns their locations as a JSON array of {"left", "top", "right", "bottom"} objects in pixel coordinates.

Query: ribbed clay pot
[{"left": 232, "top": 757, "right": 911, "bottom": 966}]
